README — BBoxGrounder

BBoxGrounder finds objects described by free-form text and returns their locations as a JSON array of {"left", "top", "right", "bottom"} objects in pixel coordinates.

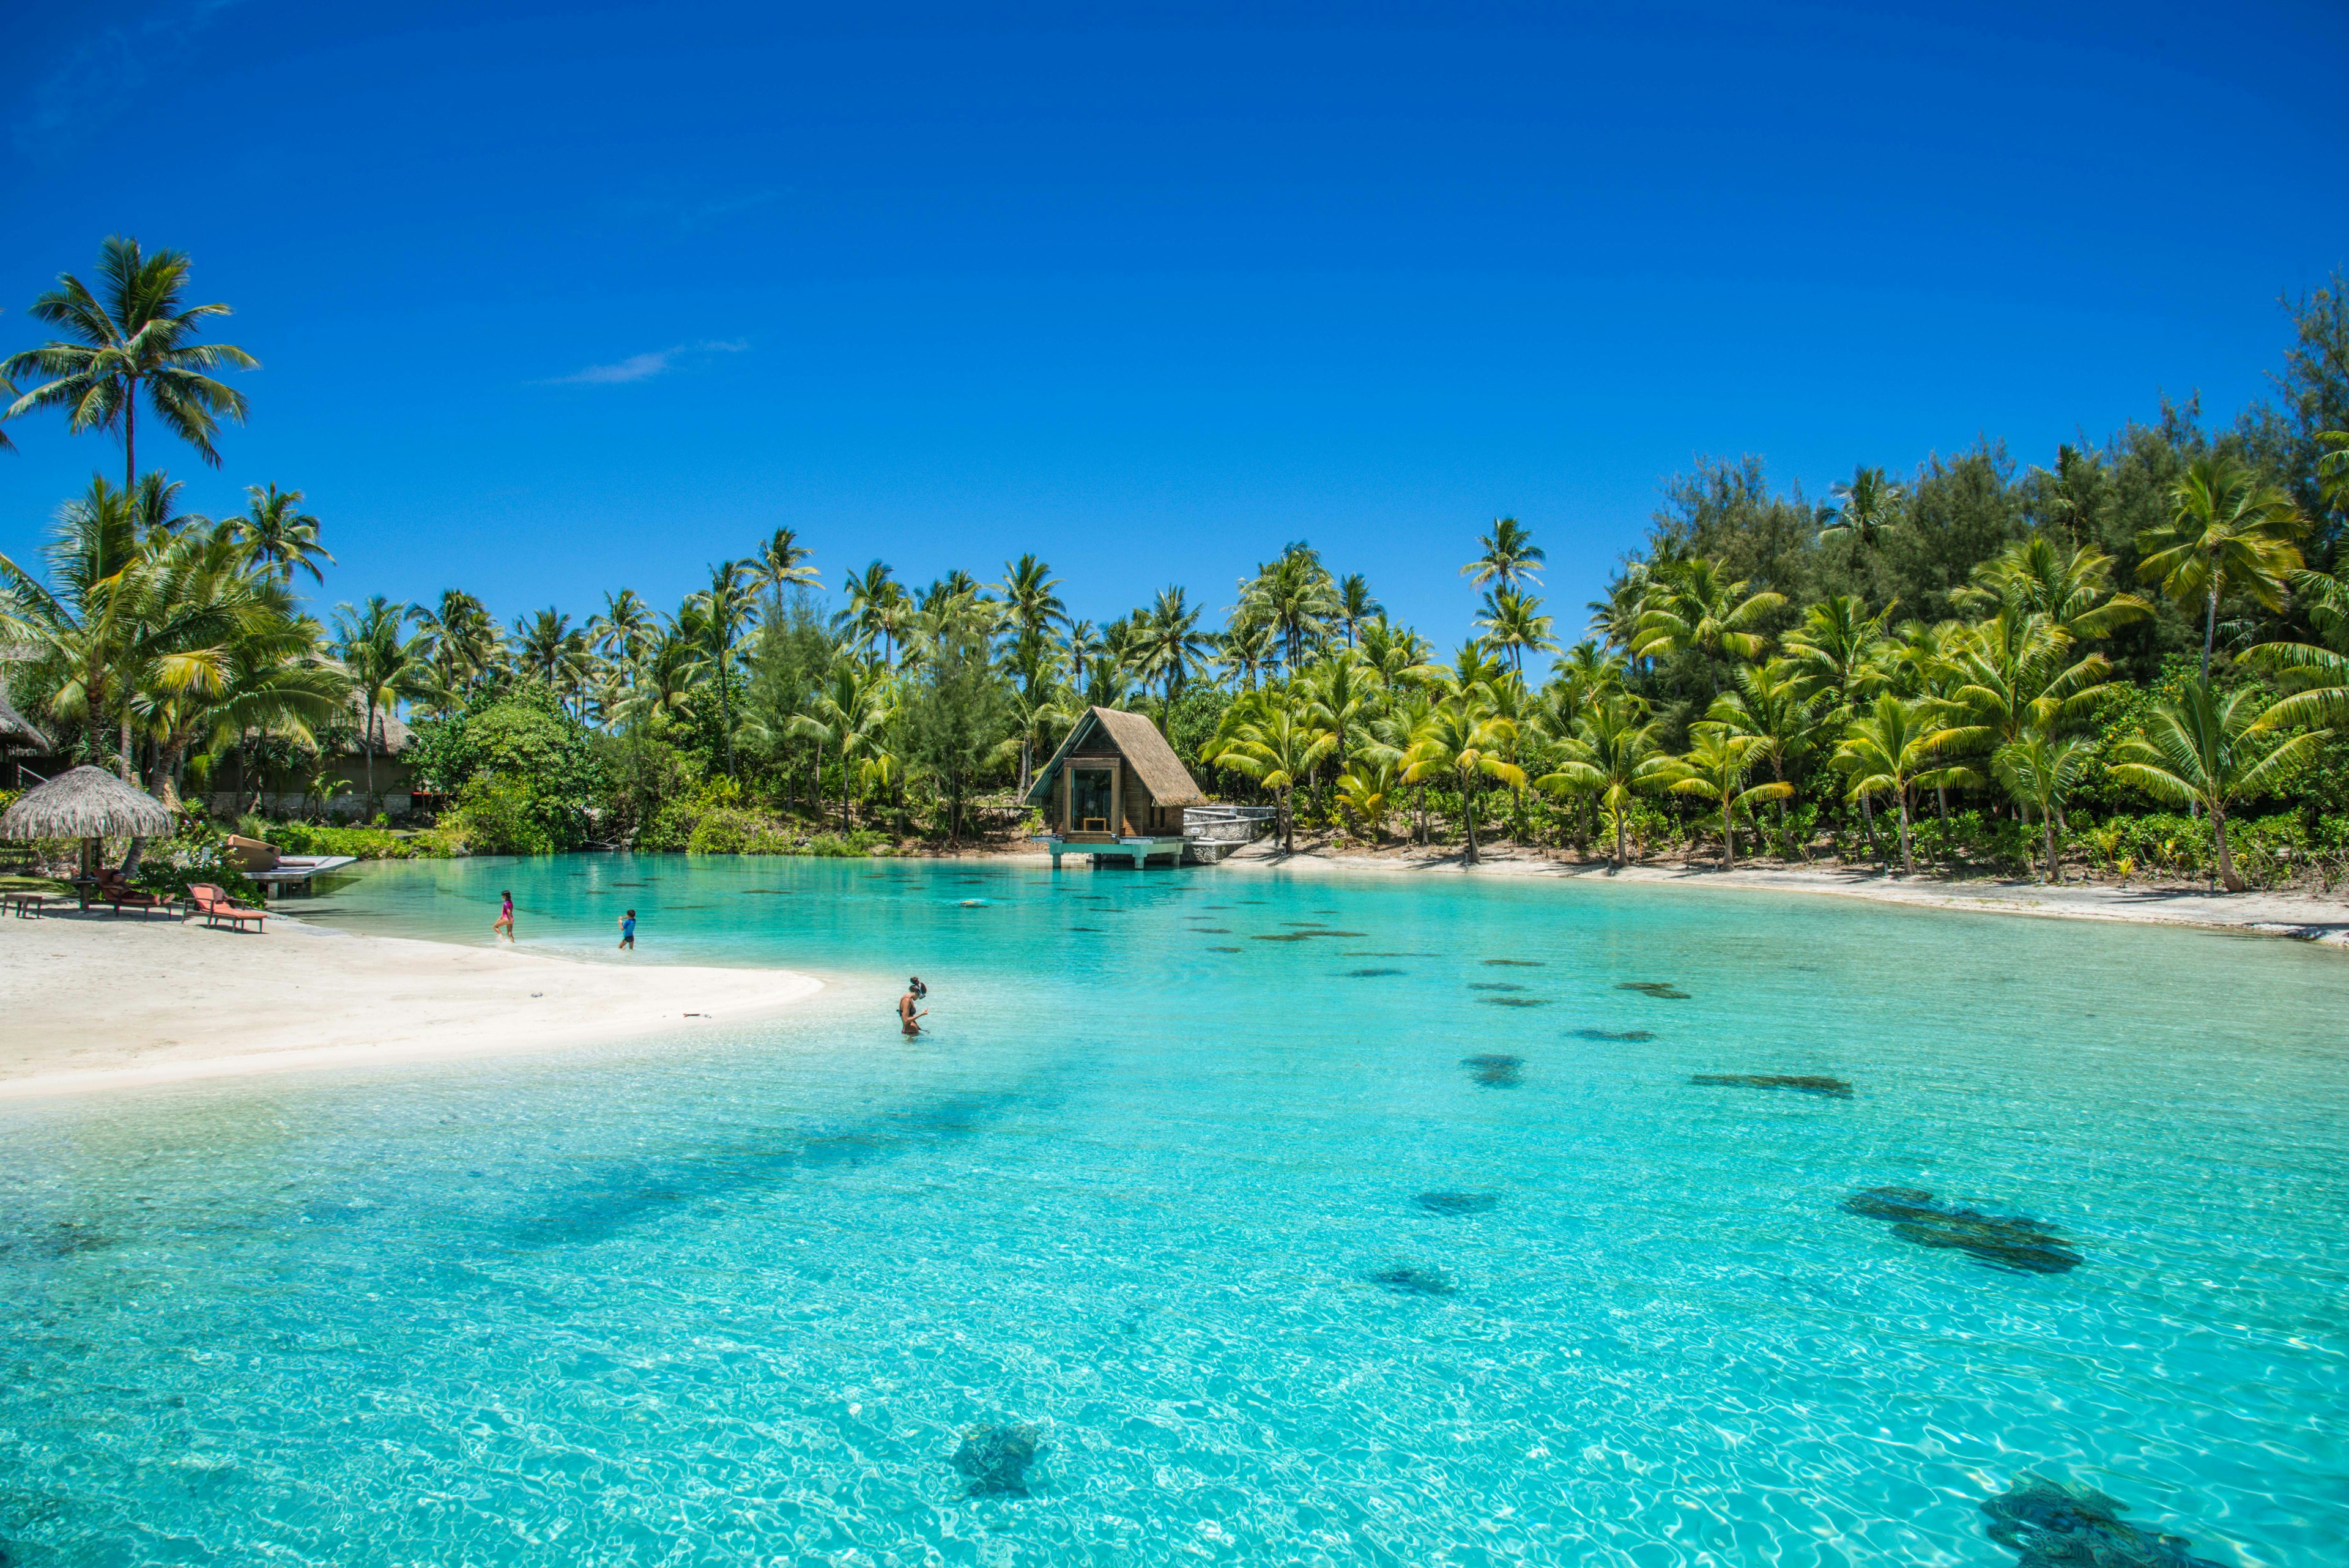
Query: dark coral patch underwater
[
  {"left": 1368, "top": 1265, "right": 1455, "bottom": 1297},
  {"left": 1572, "top": 1028, "right": 1655, "bottom": 1041},
  {"left": 1343, "top": 967, "right": 1406, "bottom": 977},
  {"left": 1841, "top": 1186, "right": 2082, "bottom": 1274},
  {"left": 1616, "top": 981, "right": 1691, "bottom": 998},
  {"left": 1982, "top": 1473, "right": 2223, "bottom": 1567},
  {"left": 1691, "top": 1073, "right": 1852, "bottom": 1098},
  {"left": 1461, "top": 1053, "right": 1523, "bottom": 1085},
  {"left": 1477, "top": 996, "right": 1552, "bottom": 1008}
]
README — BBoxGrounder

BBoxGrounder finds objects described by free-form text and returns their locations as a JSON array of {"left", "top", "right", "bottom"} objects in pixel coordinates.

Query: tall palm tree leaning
[
  {"left": 696, "top": 560, "right": 756, "bottom": 776},
  {"left": 4, "top": 236, "right": 257, "bottom": 489},
  {"left": 2107, "top": 679, "right": 2328, "bottom": 893},
  {"left": 2136, "top": 455, "right": 2306, "bottom": 677}
]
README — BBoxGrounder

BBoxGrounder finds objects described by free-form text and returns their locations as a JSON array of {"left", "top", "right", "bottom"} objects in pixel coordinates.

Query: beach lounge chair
[
  {"left": 92, "top": 869, "right": 173, "bottom": 918},
  {"left": 188, "top": 883, "right": 268, "bottom": 932}
]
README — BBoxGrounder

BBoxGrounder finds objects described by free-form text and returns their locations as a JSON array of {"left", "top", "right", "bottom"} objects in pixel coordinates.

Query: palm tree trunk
[
  {"left": 1612, "top": 805, "right": 1628, "bottom": 871},
  {"left": 2042, "top": 816, "right": 2059, "bottom": 884},
  {"left": 2202, "top": 587, "right": 2217, "bottom": 680},
  {"left": 2213, "top": 802, "right": 2242, "bottom": 892},
  {"left": 119, "top": 708, "right": 135, "bottom": 784},
  {"left": 363, "top": 699, "right": 379, "bottom": 805},
  {"left": 1896, "top": 793, "right": 1915, "bottom": 876},
  {"left": 124, "top": 380, "right": 138, "bottom": 492},
  {"left": 1722, "top": 801, "right": 1735, "bottom": 869},
  {"left": 1461, "top": 775, "right": 1480, "bottom": 865}
]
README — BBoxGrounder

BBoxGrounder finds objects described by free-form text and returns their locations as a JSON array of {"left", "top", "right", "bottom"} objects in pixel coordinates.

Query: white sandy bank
[{"left": 0, "top": 912, "right": 822, "bottom": 1100}]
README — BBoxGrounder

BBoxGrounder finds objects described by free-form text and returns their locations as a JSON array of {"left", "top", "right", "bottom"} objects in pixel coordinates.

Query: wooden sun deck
[{"left": 1040, "top": 834, "right": 1189, "bottom": 869}]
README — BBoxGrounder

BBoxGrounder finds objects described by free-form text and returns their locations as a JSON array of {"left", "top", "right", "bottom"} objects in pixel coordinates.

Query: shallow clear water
[{"left": 4, "top": 855, "right": 2345, "bottom": 1566}]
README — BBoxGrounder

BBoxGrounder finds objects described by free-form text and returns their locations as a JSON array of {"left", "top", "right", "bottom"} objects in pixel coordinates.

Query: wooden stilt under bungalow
[{"left": 1023, "top": 707, "right": 1207, "bottom": 868}]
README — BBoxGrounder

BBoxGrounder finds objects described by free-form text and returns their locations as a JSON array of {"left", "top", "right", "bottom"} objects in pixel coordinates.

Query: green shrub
[
  {"left": 445, "top": 775, "right": 557, "bottom": 856},
  {"left": 134, "top": 819, "right": 263, "bottom": 905},
  {"left": 808, "top": 830, "right": 891, "bottom": 857}
]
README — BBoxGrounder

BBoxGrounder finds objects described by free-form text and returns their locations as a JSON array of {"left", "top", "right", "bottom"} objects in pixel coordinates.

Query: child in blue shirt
[{"left": 618, "top": 908, "right": 636, "bottom": 951}]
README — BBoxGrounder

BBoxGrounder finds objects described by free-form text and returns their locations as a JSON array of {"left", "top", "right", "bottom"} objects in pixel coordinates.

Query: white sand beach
[
  {"left": 1206, "top": 839, "right": 2349, "bottom": 945},
  {"left": 0, "top": 912, "right": 823, "bottom": 1100}
]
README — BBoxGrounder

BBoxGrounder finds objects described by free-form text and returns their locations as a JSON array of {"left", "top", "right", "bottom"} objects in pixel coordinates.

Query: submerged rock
[
  {"left": 1368, "top": 1265, "right": 1455, "bottom": 1296},
  {"left": 1691, "top": 1072, "right": 1853, "bottom": 1098},
  {"left": 1482, "top": 958, "right": 1546, "bottom": 967},
  {"left": 1982, "top": 1474, "right": 2224, "bottom": 1567},
  {"left": 1343, "top": 967, "right": 1406, "bottom": 977},
  {"left": 1616, "top": 981, "right": 1691, "bottom": 998},
  {"left": 1414, "top": 1191, "right": 1497, "bottom": 1215},
  {"left": 1461, "top": 1053, "right": 1523, "bottom": 1085},
  {"left": 1190, "top": 927, "right": 1233, "bottom": 934},
  {"left": 1468, "top": 982, "right": 1526, "bottom": 992},
  {"left": 1841, "top": 1186, "right": 2082, "bottom": 1274},
  {"left": 1572, "top": 1028, "right": 1655, "bottom": 1041},
  {"left": 1477, "top": 996, "right": 1553, "bottom": 1008},
  {"left": 1207, "top": 946, "right": 1241, "bottom": 953},
  {"left": 954, "top": 1423, "right": 1046, "bottom": 1496}
]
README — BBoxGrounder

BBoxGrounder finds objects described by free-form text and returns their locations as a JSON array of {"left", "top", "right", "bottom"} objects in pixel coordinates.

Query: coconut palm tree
[
  {"left": 333, "top": 595, "right": 428, "bottom": 806},
  {"left": 1780, "top": 594, "right": 1891, "bottom": 713},
  {"left": 1136, "top": 586, "right": 1209, "bottom": 708},
  {"left": 691, "top": 560, "right": 757, "bottom": 775},
  {"left": 1587, "top": 566, "right": 1650, "bottom": 657},
  {"left": 1992, "top": 731, "right": 2096, "bottom": 883},
  {"left": 1631, "top": 556, "right": 1786, "bottom": 678},
  {"left": 1818, "top": 466, "right": 1904, "bottom": 548},
  {"left": 2136, "top": 456, "right": 2307, "bottom": 677},
  {"left": 1212, "top": 697, "right": 1336, "bottom": 853},
  {"left": 752, "top": 527, "right": 821, "bottom": 604},
  {"left": 842, "top": 560, "right": 910, "bottom": 666},
  {"left": 1660, "top": 723, "right": 1793, "bottom": 868},
  {"left": 1334, "top": 758, "right": 1400, "bottom": 842},
  {"left": 1463, "top": 516, "right": 1544, "bottom": 590},
  {"left": 1835, "top": 694, "right": 1975, "bottom": 875},
  {"left": 4, "top": 237, "right": 257, "bottom": 489},
  {"left": 1535, "top": 695, "right": 1671, "bottom": 871},
  {"left": 2030, "top": 444, "right": 2109, "bottom": 544},
  {"left": 2107, "top": 678, "right": 2328, "bottom": 892},
  {"left": 1707, "top": 660, "right": 1820, "bottom": 847},
  {"left": 1478, "top": 587, "right": 1558, "bottom": 673},
  {"left": 785, "top": 656, "right": 891, "bottom": 830},
  {"left": 1400, "top": 694, "right": 1524, "bottom": 865},
  {"left": 1959, "top": 534, "right": 2150, "bottom": 641},
  {"left": 999, "top": 554, "right": 1066, "bottom": 641},
  {"left": 1215, "top": 619, "right": 1278, "bottom": 692},
  {"left": 1335, "top": 573, "right": 1382, "bottom": 647},
  {"left": 228, "top": 484, "right": 332, "bottom": 587},
  {"left": 1239, "top": 544, "right": 1338, "bottom": 674},
  {"left": 411, "top": 590, "right": 503, "bottom": 708}
]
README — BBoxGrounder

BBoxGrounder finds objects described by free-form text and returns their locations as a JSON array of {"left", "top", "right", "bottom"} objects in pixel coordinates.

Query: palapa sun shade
[
  {"left": 1022, "top": 705, "right": 1207, "bottom": 808},
  {"left": 0, "top": 692, "right": 49, "bottom": 751},
  {"left": 0, "top": 765, "right": 177, "bottom": 841}
]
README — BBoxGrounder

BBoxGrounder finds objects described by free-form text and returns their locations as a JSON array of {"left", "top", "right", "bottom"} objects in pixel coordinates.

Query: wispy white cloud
[{"left": 540, "top": 340, "right": 749, "bottom": 386}]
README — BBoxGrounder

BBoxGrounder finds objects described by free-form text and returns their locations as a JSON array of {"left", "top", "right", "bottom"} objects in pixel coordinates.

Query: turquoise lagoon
[{"left": 3, "top": 855, "right": 2345, "bottom": 1565}]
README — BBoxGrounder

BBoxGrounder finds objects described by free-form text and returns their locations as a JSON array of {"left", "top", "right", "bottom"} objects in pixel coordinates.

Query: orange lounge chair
[{"left": 188, "top": 883, "right": 268, "bottom": 932}]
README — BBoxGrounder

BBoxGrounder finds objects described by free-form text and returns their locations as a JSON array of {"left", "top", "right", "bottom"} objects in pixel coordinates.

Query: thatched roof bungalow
[{"left": 1022, "top": 706, "right": 1206, "bottom": 867}]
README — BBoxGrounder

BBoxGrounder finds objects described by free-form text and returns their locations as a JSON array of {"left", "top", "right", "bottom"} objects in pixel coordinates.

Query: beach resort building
[{"left": 1024, "top": 705, "right": 1207, "bottom": 868}]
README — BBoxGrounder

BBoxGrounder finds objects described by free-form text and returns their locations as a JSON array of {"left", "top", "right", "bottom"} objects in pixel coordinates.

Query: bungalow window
[{"left": 1069, "top": 766, "right": 1115, "bottom": 834}]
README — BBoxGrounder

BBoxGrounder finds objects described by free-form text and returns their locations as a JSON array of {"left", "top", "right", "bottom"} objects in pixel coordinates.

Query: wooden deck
[{"left": 1040, "top": 834, "right": 1189, "bottom": 869}]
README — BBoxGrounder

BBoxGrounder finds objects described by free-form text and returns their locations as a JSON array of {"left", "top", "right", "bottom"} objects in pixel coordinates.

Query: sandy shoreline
[
  {"left": 1200, "top": 839, "right": 2349, "bottom": 945},
  {"left": 0, "top": 912, "right": 823, "bottom": 1101}
]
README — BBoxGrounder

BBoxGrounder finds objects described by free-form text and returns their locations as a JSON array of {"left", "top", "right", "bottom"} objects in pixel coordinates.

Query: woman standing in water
[{"left": 492, "top": 890, "right": 514, "bottom": 942}]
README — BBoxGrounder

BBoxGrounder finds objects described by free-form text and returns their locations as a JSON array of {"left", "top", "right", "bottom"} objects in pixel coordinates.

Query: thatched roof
[
  {"left": 0, "top": 766, "right": 176, "bottom": 839},
  {"left": 0, "top": 692, "right": 48, "bottom": 751},
  {"left": 1023, "top": 706, "right": 1207, "bottom": 807}
]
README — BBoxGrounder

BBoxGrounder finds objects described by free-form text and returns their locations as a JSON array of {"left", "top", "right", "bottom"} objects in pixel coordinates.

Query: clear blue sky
[{"left": 5, "top": 1, "right": 2346, "bottom": 659}]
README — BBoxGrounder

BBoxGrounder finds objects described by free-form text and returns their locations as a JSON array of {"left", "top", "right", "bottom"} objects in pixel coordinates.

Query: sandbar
[{"left": 0, "top": 912, "right": 822, "bottom": 1100}]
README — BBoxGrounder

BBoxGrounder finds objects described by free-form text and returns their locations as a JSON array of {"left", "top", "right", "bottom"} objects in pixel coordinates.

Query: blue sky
[{"left": 4, "top": 0, "right": 2346, "bottom": 660}]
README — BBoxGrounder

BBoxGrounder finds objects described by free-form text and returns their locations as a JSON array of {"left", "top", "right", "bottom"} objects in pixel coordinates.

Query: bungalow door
[{"left": 1068, "top": 765, "right": 1116, "bottom": 835}]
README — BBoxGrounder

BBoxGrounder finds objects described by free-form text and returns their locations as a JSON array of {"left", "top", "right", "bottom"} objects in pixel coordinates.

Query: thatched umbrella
[
  {"left": 0, "top": 693, "right": 48, "bottom": 752},
  {"left": 0, "top": 765, "right": 176, "bottom": 878}
]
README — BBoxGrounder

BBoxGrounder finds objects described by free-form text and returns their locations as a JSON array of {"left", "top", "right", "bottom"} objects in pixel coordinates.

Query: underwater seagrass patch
[
  {"left": 1840, "top": 1186, "right": 2082, "bottom": 1274},
  {"left": 954, "top": 1423, "right": 1047, "bottom": 1497},
  {"left": 1572, "top": 1028, "right": 1655, "bottom": 1041},
  {"left": 1482, "top": 958, "right": 1545, "bottom": 967},
  {"left": 1691, "top": 1073, "right": 1852, "bottom": 1098},
  {"left": 1461, "top": 1053, "right": 1523, "bottom": 1086},
  {"left": 1616, "top": 982, "right": 1691, "bottom": 998},
  {"left": 1343, "top": 967, "right": 1406, "bottom": 977},
  {"left": 1468, "top": 982, "right": 1526, "bottom": 992},
  {"left": 1368, "top": 1265, "right": 1455, "bottom": 1297},
  {"left": 1477, "top": 996, "right": 1553, "bottom": 1008},
  {"left": 1981, "top": 1473, "right": 2224, "bottom": 1568}
]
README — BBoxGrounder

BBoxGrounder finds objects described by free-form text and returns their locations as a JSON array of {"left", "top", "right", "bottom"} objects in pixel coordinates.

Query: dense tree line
[{"left": 7, "top": 237, "right": 2349, "bottom": 890}]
